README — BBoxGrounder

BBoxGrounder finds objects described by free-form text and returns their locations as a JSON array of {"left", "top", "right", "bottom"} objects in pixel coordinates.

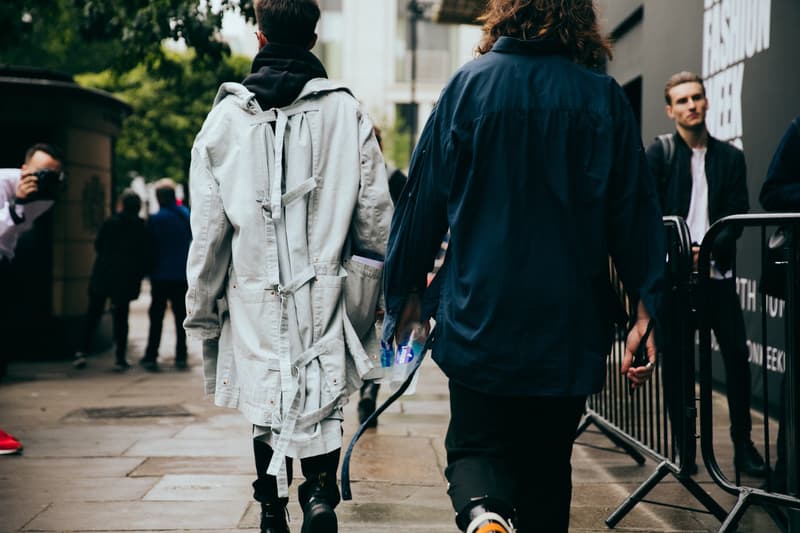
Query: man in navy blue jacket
[
  {"left": 383, "top": 1, "right": 664, "bottom": 532},
  {"left": 141, "top": 178, "right": 192, "bottom": 371}
]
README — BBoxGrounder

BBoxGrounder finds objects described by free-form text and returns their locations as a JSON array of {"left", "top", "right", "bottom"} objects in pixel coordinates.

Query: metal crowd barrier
[
  {"left": 577, "top": 216, "right": 729, "bottom": 527},
  {"left": 697, "top": 214, "right": 800, "bottom": 532}
]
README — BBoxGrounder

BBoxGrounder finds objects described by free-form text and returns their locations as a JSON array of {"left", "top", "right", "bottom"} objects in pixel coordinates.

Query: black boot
[
  {"left": 358, "top": 382, "right": 379, "bottom": 428},
  {"left": 734, "top": 439, "right": 767, "bottom": 477},
  {"left": 298, "top": 472, "right": 339, "bottom": 533},
  {"left": 259, "top": 498, "right": 289, "bottom": 533}
]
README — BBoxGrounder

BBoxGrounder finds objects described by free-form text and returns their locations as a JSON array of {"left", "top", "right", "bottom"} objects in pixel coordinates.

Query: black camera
[{"left": 28, "top": 169, "right": 65, "bottom": 201}]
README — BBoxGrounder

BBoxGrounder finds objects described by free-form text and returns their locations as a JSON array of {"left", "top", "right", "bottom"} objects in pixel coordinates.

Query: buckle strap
[
  {"left": 277, "top": 265, "right": 316, "bottom": 297},
  {"left": 282, "top": 176, "right": 319, "bottom": 207},
  {"left": 266, "top": 338, "right": 336, "bottom": 497},
  {"left": 270, "top": 108, "right": 288, "bottom": 220}
]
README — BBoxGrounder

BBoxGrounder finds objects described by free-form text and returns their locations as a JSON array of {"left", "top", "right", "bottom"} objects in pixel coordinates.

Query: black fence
[
  {"left": 698, "top": 214, "right": 800, "bottom": 532},
  {"left": 579, "top": 214, "right": 800, "bottom": 532},
  {"left": 578, "top": 216, "right": 729, "bottom": 526}
]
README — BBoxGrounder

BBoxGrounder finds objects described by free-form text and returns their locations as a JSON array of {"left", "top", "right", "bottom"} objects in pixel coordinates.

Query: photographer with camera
[{"left": 0, "top": 142, "right": 64, "bottom": 454}]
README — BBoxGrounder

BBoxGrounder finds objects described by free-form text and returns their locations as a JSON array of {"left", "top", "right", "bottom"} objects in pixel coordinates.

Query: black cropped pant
[{"left": 444, "top": 379, "right": 586, "bottom": 533}]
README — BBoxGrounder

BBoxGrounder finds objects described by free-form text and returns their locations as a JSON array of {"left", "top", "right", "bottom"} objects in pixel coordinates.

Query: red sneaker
[{"left": 0, "top": 429, "right": 23, "bottom": 455}]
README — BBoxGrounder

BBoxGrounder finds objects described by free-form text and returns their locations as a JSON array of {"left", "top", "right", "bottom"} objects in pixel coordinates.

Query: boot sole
[{"left": 301, "top": 509, "right": 337, "bottom": 533}]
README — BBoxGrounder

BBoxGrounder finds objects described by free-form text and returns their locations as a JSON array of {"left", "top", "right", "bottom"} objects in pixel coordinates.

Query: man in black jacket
[
  {"left": 646, "top": 71, "right": 766, "bottom": 477},
  {"left": 73, "top": 189, "right": 153, "bottom": 371}
]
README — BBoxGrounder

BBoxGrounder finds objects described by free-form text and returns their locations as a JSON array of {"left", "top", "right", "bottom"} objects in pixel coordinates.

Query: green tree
[
  {"left": 1, "top": 0, "right": 255, "bottom": 74},
  {"left": 77, "top": 51, "right": 251, "bottom": 188}
]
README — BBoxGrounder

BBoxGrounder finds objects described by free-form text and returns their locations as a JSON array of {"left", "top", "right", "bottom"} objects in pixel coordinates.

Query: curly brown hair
[{"left": 476, "top": 0, "right": 612, "bottom": 68}]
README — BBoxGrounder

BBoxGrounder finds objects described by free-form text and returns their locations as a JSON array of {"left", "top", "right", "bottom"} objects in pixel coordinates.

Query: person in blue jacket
[
  {"left": 383, "top": 1, "right": 665, "bottom": 532},
  {"left": 140, "top": 178, "right": 192, "bottom": 371}
]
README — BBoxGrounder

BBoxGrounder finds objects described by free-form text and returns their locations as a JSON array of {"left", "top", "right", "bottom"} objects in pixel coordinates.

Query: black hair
[
  {"left": 255, "top": 0, "right": 320, "bottom": 47},
  {"left": 25, "top": 143, "right": 64, "bottom": 164}
]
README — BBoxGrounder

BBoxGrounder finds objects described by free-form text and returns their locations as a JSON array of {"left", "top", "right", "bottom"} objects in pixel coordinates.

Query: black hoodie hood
[{"left": 243, "top": 43, "right": 327, "bottom": 110}]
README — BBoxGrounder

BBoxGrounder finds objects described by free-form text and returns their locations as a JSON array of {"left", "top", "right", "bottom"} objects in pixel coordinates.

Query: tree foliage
[
  {"left": 77, "top": 51, "right": 251, "bottom": 188},
  {"left": 1, "top": 1, "right": 255, "bottom": 188},
  {"left": 0, "top": 0, "right": 255, "bottom": 74}
]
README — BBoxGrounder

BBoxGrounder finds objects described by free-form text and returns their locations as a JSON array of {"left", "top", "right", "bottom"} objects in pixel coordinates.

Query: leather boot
[
  {"left": 298, "top": 472, "right": 339, "bottom": 533},
  {"left": 734, "top": 439, "right": 767, "bottom": 477},
  {"left": 259, "top": 498, "right": 289, "bottom": 533},
  {"left": 358, "top": 382, "right": 379, "bottom": 428}
]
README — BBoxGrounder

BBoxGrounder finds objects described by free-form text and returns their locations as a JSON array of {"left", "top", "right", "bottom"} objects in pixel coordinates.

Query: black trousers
[
  {"left": 444, "top": 380, "right": 586, "bottom": 533},
  {"left": 81, "top": 290, "right": 131, "bottom": 359},
  {"left": 707, "top": 278, "right": 754, "bottom": 442},
  {"left": 252, "top": 439, "right": 340, "bottom": 503},
  {"left": 144, "top": 280, "right": 188, "bottom": 361}
]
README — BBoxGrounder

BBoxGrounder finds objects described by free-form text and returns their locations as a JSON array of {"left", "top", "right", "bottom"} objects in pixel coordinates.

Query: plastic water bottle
[{"left": 391, "top": 323, "right": 427, "bottom": 389}]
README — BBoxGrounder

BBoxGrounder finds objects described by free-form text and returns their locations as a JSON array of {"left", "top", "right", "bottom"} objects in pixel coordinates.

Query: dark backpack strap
[
  {"left": 657, "top": 133, "right": 675, "bottom": 172},
  {"left": 656, "top": 133, "right": 676, "bottom": 197}
]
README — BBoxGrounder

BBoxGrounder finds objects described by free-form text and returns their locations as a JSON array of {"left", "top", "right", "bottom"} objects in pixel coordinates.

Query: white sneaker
[{"left": 466, "top": 511, "right": 515, "bottom": 533}]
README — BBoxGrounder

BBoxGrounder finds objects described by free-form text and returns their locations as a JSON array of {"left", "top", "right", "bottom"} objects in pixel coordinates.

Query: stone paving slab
[
  {"left": 17, "top": 426, "right": 179, "bottom": 457},
  {"left": 130, "top": 456, "right": 256, "bottom": 477},
  {"left": 124, "top": 437, "right": 252, "bottom": 457},
  {"left": 144, "top": 474, "right": 253, "bottom": 501},
  {"left": 0, "top": 457, "right": 144, "bottom": 478},
  {"left": 23, "top": 501, "right": 250, "bottom": 531},
  {"left": 0, "top": 476, "right": 157, "bottom": 502}
]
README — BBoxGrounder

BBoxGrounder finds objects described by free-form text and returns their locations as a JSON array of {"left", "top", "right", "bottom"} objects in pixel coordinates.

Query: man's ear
[
  {"left": 665, "top": 104, "right": 674, "bottom": 120},
  {"left": 257, "top": 31, "right": 268, "bottom": 49},
  {"left": 307, "top": 33, "right": 318, "bottom": 50}
]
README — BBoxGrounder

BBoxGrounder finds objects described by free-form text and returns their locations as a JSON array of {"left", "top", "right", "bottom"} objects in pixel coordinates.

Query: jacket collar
[{"left": 491, "top": 36, "right": 569, "bottom": 57}]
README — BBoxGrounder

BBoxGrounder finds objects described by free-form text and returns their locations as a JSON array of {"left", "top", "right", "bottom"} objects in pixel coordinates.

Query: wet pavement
[{"left": 0, "top": 292, "right": 788, "bottom": 532}]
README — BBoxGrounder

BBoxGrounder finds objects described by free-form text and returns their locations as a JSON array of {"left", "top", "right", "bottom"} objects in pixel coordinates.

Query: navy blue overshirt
[{"left": 384, "top": 37, "right": 665, "bottom": 397}]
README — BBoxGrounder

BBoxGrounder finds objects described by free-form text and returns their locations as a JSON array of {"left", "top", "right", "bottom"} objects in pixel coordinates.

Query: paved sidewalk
[{"left": 0, "top": 294, "right": 785, "bottom": 532}]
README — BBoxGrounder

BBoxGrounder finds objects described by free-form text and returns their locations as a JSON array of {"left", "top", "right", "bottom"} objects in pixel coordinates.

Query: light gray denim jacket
[{"left": 184, "top": 79, "right": 392, "bottom": 495}]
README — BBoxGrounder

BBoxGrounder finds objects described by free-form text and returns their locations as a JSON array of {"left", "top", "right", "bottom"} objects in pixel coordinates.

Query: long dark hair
[{"left": 476, "top": 0, "right": 612, "bottom": 68}]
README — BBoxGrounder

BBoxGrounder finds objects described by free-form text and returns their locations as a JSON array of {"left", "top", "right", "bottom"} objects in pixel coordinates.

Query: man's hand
[
  {"left": 394, "top": 292, "right": 430, "bottom": 344},
  {"left": 15, "top": 173, "right": 39, "bottom": 203},
  {"left": 620, "top": 301, "right": 657, "bottom": 389},
  {"left": 692, "top": 245, "right": 700, "bottom": 272}
]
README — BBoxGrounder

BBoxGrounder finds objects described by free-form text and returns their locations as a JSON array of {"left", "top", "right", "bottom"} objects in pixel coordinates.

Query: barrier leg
[
  {"left": 605, "top": 461, "right": 670, "bottom": 528},
  {"left": 718, "top": 491, "right": 750, "bottom": 533},
  {"left": 676, "top": 472, "right": 729, "bottom": 522},
  {"left": 578, "top": 412, "right": 647, "bottom": 466}
]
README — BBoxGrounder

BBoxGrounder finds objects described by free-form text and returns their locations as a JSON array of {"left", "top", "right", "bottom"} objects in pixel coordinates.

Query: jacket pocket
[{"left": 342, "top": 258, "right": 383, "bottom": 339}]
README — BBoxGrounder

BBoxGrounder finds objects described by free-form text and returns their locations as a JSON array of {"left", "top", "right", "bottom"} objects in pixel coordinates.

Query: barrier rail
[
  {"left": 578, "top": 216, "right": 729, "bottom": 526},
  {"left": 698, "top": 213, "right": 800, "bottom": 532}
]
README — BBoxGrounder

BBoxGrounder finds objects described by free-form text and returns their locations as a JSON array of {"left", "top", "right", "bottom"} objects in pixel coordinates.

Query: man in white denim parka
[{"left": 184, "top": 1, "right": 392, "bottom": 531}]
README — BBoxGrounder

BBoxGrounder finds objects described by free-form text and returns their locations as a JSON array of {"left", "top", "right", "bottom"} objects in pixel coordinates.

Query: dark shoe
[
  {"left": 175, "top": 359, "right": 189, "bottom": 371},
  {"left": 112, "top": 359, "right": 131, "bottom": 373},
  {"left": 139, "top": 358, "right": 159, "bottom": 372},
  {"left": 734, "top": 440, "right": 767, "bottom": 477},
  {"left": 299, "top": 472, "right": 339, "bottom": 533},
  {"left": 72, "top": 352, "right": 87, "bottom": 369},
  {"left": 259, "top": 499, "right": 290, "bottom": 533},
  {"left": 357, "top": 397, "right": 377, "bottom": 428}
]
